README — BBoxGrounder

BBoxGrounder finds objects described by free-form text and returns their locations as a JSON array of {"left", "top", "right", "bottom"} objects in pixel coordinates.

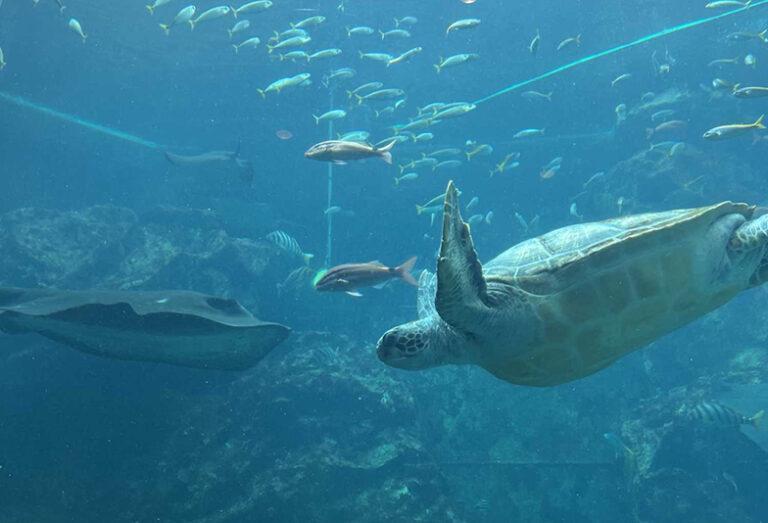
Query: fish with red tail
[
  {"left": 304, "top": 140, "right": 396, "bottom": 165},
  {"left": 314, "top": 256, "right": 418, "bottom": 297}
]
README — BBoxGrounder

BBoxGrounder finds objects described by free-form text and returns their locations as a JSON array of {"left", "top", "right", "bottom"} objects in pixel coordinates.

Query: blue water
[{"left": 2, "top": 1, "right": 768, "bottom": 521}]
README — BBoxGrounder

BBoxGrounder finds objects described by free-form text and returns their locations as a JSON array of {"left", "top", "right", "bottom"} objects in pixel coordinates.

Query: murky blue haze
[{"left": 1, "top": 0, "right": 768, "bottom": 521}]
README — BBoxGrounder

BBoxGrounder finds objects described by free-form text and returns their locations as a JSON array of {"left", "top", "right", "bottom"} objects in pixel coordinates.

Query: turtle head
[{"left": 376, "top": 317, "right": 468, "bottom": 370}]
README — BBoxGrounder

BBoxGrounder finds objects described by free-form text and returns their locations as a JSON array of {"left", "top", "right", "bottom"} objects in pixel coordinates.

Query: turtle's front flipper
[
  {"left": 730, "top": 212, "right": 768, "bottom": 286},
  {"left": 436, "top": 181, "right": 490, "bottom": 334}
]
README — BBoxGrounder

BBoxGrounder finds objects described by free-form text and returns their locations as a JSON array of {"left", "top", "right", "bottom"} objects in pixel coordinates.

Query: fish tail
[
  {"left": 415, "top": 205, "right": 424, "bottom": 215},
  {"left": 267, "top": 45, "right": 274, "bottom": 53},
  {"left": 313, "top": 115, "right": 320, "bottom": 125},
  {"left": 393, "top": 177, "right": 399, "bottom": 186},
  {"left": 354, "top": 93, "right": 363, "bottom": 105},
  {"left": 433, "top": 63, "right": 441, "bottom": 74},
  {"left": 232, "top": 44, "right": 239, "bottom": 54},
  {"left": 379, "top": 30, "right": 385, "bottom": 40},
  {"left": 396, "top": 256, "right": 419, "bottom": 287},
  {"left": 576, "top": 34, "right": 582, "bottom": 46},
  {"left": 189, "top": 20, "right": 195, "bottom": 31},
  {"left": 465, "top": 152, "right": 471, "bottom": 161},
  {"left": 159, "top": 23, "right": 170, "bottom": 35},
  {"left": 303, "top": 253, "right": 314, "bottom": 266},
  {"left": 145, "top": 5, "right": 154, "bottom": 15},
  {"left": 645, "top": 128, "right": 654, "bottom": 140},
  {"left": 81, "top": 33, "right": 87, "bottom": 43},
  {"left": 227, "top": 29, "right": 233, "bottom": 39},
  {"left": 358, "top": 50, "right": 364, "bottom": 59},
  {"left": 257, "top": 89, "right": 266, "bottom": 99},
  {"left": 489, "top": 169, "right": 496, "bottom": 178},
  {"left": 754, "top": 114, "right": 766, "bottom": 129},
  {"left": 394, "top": 17, "right": 399, "bottom": 27},
  {"left": 230, "top": 5, "right": 238, "bottom": 18},
  {"left": 345, "top": 26, "right": 351, "bottom": 37},
  {"left": 378, "top": 140, "right": 396, "bottom": 165},
  {"left": 546, "top": 92, "right": 553, "bottom": 101},
  {"left": 345, "top": 90, "right": 353, "bottom": 99},
  {"left": 759, "top": 28, "right": 767, "bottom": 42}
]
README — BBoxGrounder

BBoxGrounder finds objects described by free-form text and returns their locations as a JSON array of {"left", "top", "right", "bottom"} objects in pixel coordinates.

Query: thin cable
[
  {"left": 325, "top": 89, "right": 335, "bottom": 268},
  {"left": 0, "top": 90, "right": 161, "bottom": 149},
  {"left": 473, "top": 1, "right": 768, "bottom": 106}
]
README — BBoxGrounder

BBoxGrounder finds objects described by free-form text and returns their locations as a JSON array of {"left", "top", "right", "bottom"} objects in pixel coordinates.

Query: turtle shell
[{"left": 480, "top": 202, "right": 756, "bottom": 386}]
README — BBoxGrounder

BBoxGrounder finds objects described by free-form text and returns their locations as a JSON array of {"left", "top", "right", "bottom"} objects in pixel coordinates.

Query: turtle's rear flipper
[
  {"left": 435, "top": 181, "right": 490, "bottom": 334},
  {"left": 731, "top": 212, "right": 768, "bottom": 286}
]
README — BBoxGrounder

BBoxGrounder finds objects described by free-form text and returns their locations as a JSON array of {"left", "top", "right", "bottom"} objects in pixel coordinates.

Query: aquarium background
[{"left": 1, "top": 0, "right": 768, "bottom": 521}]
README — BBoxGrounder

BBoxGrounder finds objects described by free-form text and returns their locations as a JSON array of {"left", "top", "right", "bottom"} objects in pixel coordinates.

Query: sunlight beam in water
[
  {"left": 0, "top": 90, "right": 161, "bottom": 149},
  {"left": 473, "top": 1, "right": 768, "bottom": 106}
]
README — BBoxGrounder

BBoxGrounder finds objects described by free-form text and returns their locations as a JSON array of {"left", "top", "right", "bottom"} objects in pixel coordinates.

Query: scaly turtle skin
[{"left": 377, "top": 181, "right": 768, "bottom": 387}]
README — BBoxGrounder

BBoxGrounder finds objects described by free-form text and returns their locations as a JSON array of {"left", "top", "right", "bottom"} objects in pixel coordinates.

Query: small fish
[
  {"left": 304, "top": 140, "right": 396, "bottom": 165},
  {"left": 159, "top": 5, "right": 195, "bottom": 35},
  {"left": 278, "top": 50, "right": 309, "bottom": 62},
  {"left": 347, "top": 82, "right": 383, "bottom": 98},
  {"left": 703, "top": 115, "right": 765, "bottom": 140},
  {"left": 733, "top": 86, "right": 768, "bottom": 98},
  {"left": 394, "top": 172, "right": 419, "bottom": 186},
  {"left": 291, "top": 15, "right": 325, "bottom": 29},
  {"left": 712, "top": 77, "right": 737, "bottom": 90},
  {"left": 380, "top": 29, "right": 411, "bottom": 40},
  {"left": 232, "top": 1, "right": 272, "bottom": 17},
  {"left": 490, "top": 153, "right": 521, "bottom": 176},
  {"left": 428, "top": 148, "right": 462, "bottom": 158},
  {"left": 432, "top": 103, "right": 476, "bottom": 121},
  {"left": 529, "top": 29, "right": 541, "bottom": 55},
  {"left": 227, "top": 20, "right": 250, "bottom": 39},
  {"left": 68, "top": 18, "right": 87, "bottom": 42},
  {"left": 611, "top": 73, "right": 632, "bottom": 87},
  {"left": 356, "top": 88, "right": 406, "bottom": 105},
  {"left": 446, "top": 18, "right": 481, "bottom": 35},
  {"left": 314, "top": 257, "right": 418, "bottom": 297},
  {"left": 466, "top": 196, "right": 479, "bottom": 212},
  {"left": 392, "top": 118, "right": 433, "bottom": 133},
  {"left": 257, "top": 73, "right": 311, "bottom": 97},
  {"left": 543, "top": 156, "right": 563, "bottom": 170},
  {"left": 744, "top": 54, "right": 757, "bottom": 68},
  {"left": 146, "top": 0, "right": 173, "bottom": 15},
  {"left": 522, "top": 90, "right": 552, "bottom": 102},
  {"left": 540, "top": 163, "right": 561, "bottom": 179},
  {"left": 308, "top": 48, "right": 342, "bottom": 61},
  {"left": 434, "top": 160, "right": 463, "bottom": 171},
  {"left": 358, "top": 51, "right": 394, "bottom": 63},
  {"left": 615, "top": 103, "right": 627, "bottom": 125},
  {"left": 394, "top": 16, "right": 417, "bottom": 27},
  {"left": 687, "top": 401, "right": 764, "bottom": 429},
  {"left": 484, "top": 211, "right": 494, "bottom": 225},
  {"left": 418, "top": 102, "right": 447, "bottom": 115},
  {"left": 387, "top": 47, "right": 423, "bottom": 66},
  {"left": 346, "top": 25, "right": 374, "bottom": 37},
  {"left": 556, "top": 34, "right": 581, "bottom": 51},
  {"left": 513, "top": 128, "right": 545, "bottom": 139},
  {"left": 651, "top": 109, "right": 676, "bottom": 122},
  {"left": 338, "top": 131, "right": 370, "bottom": 142},
  {"left": 570, "top": 203, "right": 583, "bottom": 220},
  {"left": 266, "top": 230, "right": 314, "bottom": 265},
  {"left": 233, "top": 36, "right": 261, "bottom": 53},
  {"left": 313, "top": 109, "right": 347, "bottom": 125},
  {"left": 270, "top": 28, "right": 308, "bottom": 43},
  {"left": 400, "top": 157, "right": 438, "bottom": 173},
  {"left": 466, "top": 144, "right": 493, "bottom": 160},
  {"left": 267, "top": 35, "right": 311, "bottom": 53},
  {"left": 646, "top": 120, "right": 687, "bottom": 139},
  {"left": 726, "top": 29, "right": 767, "bottom": 42},
  {"left": 412, "top": 133, "right": 433, "bottom": 143},
  {"left": 434, "top": 53, "right": 479, "bottom": 73},
  {"left": 705, "top": 0, "right": 752, "bottom": 8},
  {"left": 468, "top": 214, "right": 484, "bottom": 226},
  {"left": 708, "top": 57, "right": 740, "bottom": 67},
  {"left": 323, "top": 67, "right": 355, "bottom": 85},
  {"left": 375, "top": 135, "right": 410, "bottom": 147},
  {"left": 190, "top": 6, "right": 230, "bottom": 31}
]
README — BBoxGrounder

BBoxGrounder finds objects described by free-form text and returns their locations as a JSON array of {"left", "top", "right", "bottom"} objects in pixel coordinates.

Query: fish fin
[
  {"left": 379, "top": 30, "right": 384, "bottom": 40},
  {"left": 313, "top": 115, "right": 320, "bottom": 125},
  {"left": 303, "top": 253, "right": 314, "bottom": 266},
  {"left": 433, "top": 64, "right": 441, "bottom": 74},
  {"left": 345, "top": 291, "right": 363, "bottom": 297},
  {"left": 415, "top": 205, "right": 424, "bottom": 215},
  {"left": 332, "top": 160, "right": 347, "bottom": 166},
  {"left": 752, "top": 410, "right": 764, "bottom": 429},
  {"left": 159, "top": 23, "right": 170, "bottom": 35},
  {"left": 373, "top": 282, "right": 387, "bottom": 290},
  {"left": 230, "top": 5, "right": 237, "bottom": 17},
  {"left": 381, "top": 152, "right": 392, "bottom": 164},
  {"left": 146, "top": 5, "right": 154, "bottom": 15},
  {"left": 755, "top": 114, "right": 766, "bottom": 129},
  {"left": 257, "top": 89, "right": 265, "bottom": 99},
  {"left": 396, "top": 256, "right": 419, "bottom": 286},
  {"left": 267, "top": 45, "right": 274, "bottom": 53},
  {"left": 189, "top": 20, "right": 195, "bottom": 31}
]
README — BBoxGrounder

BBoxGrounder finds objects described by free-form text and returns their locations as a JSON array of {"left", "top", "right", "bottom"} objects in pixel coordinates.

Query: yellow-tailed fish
[{"left": 703, "top": 114, "right": 765, "bottom": 140}]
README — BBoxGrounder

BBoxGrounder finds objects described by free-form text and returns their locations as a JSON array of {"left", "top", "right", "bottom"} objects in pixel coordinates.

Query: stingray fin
[
  {"left": 416, "top": 270, "right": 437, "bottom": 319},
  {"left": 435, "top": 181, "right": 489, "bottom": 332}
]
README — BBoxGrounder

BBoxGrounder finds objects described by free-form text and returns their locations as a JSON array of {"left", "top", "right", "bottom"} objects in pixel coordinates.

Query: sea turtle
[{"left": 376, "top": 181, "right": 768, "bottom": 387}]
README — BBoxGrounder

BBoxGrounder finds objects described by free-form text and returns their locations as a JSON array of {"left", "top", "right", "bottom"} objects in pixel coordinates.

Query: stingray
[
  {"left": 164, "top": 143, "right": 254, "bottom": 183},
  {"left": 0, "top": 287, "right": 290, "bottom": 370}
]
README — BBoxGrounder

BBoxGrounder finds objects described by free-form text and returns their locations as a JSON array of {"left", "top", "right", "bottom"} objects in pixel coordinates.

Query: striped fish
[
  {"left": 266, "top": 231, "right": 314, "bottom": 266},
  {"left": 688, "top": 401, "right": 764, "bottom": 429}
]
